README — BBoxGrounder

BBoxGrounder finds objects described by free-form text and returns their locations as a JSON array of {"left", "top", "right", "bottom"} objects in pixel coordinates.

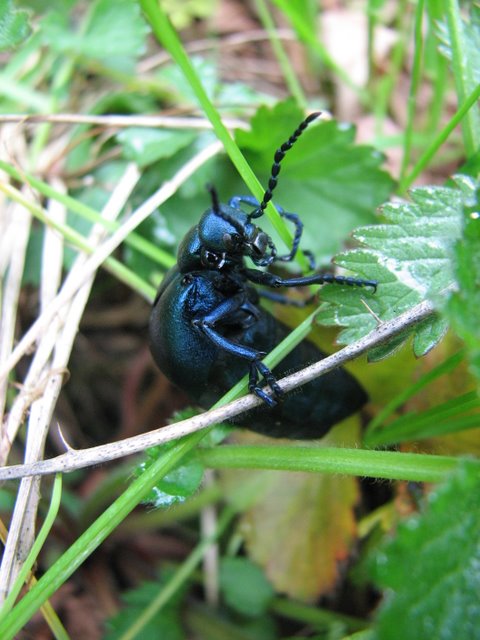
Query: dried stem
[
  {"left": 0, "top": 113, "right": 248, "bottom": 130},
  {"left": 0, "top": 140, "right": 223, "bottom": 385},
  {"left": 0, "top": 297, "right": 436, "bottom": 482},
  {"left": 0, "top": 164, "right": 140, "bottom": 601}
]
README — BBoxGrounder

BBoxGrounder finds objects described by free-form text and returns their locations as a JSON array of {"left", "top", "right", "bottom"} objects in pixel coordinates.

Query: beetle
[{"left": 149, "top": 113, "right": 376, "bottom": 439}]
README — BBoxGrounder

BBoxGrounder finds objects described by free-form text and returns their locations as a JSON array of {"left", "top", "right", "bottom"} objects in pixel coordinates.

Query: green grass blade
[
  {"left": 400, "top": 82, "right": 480, "bottom": 190},
  {"left": 399, "top": 0, "right": 425, "bottom": 184},
  {"left": 253, "top": 0, "right": 307, "bottom": 108},
  {"left": 139, "top": 0, "right": 308, "bottom": 268},
  {"left": 0, "top": 433, "right": 206, "bottom": 640}
]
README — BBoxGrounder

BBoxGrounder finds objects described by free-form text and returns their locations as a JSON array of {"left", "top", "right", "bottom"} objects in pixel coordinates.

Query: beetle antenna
[
  {"left": 206, "top": 183, "right": 246, "bottom": 235},
  {"left": 249, "top": 112, "right": 321, "bottom": 220},
  {"left": 207, "top": 183, "right": 221, "bottom": 214}
]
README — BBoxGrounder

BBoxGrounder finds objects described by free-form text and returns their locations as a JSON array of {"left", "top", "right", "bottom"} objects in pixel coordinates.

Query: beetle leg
[
  {"left": 245, "top": 268, "right": 378, "bottom": 292},
  {"left": 248, "top": 361, "right": 283, "bottom": 407},
  {"left": 192, "top": 295, "right": 284, "bottom": 405},
  {"left": 274, "top": 210, "right": 304, "bottom": 265},
  {"left": 228, "top": 195, "right": 259, "bottom": 209}
]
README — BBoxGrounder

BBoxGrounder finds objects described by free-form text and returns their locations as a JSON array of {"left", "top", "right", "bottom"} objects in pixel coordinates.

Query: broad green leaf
[
  {"left": 240, "top": 467, "right": 359, "bottom": 601},
  {"left": 369, "top": 462, "right": 480, "bottom": 640},
  {"left": 104, "top": 580, "right": 184, "bottom": 640},
  {"left": 41, "top": 0, "right": 149, "bottom": 72},
  {"left": 136, "top": 437, "right": 204, "bottom": 508},
  {"left": 82, "top": 0, "right": 148, "bottom": 65},
  {"left": 116, "top": 128, "right": 198, "bottom": 168},
  {"left": 445, "top": 176, "right": 480, "bottom": 382},
  {"left": 219, "top": 557, "right": 274, "bottom": 618},
  {"left": 157, "top": 57, "right": 219, "bottom": 106},
  {"left": 235, "top": 101, "right": 394, "bottom": 263},
  {"left": 316, "top": 177, "right": 476, "bottom": 355},
  {"left": 0, "top": 0, "right": 31, "bottom": 51}
]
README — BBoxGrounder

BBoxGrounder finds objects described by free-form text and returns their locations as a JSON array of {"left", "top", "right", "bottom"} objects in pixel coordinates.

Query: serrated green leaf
[
  {"left": 136, "top": 438, "right": 204, "bottom": 508},
  {"left": 117, "top": 128, "right": 198, "bottom": 168},
  {"left": 219, "top": 557, "right": 274, "bottom": 618},
  {"left": 437, "top": 5, "right": 480, "bottom": 85},
  {"left": 370, "top": 462, "right": 480, "bottom": 640},
  {"left": 445, "top": 177, "right": 480, "bottom": 382},
  {"left": 412, "top": 316, "right": 449, "bottom": 357},
  {"left": 317, "top": 178, "right": 475, "bottom": 355},
  {"left": 0, "top": 0, "right": 31, "bottom": 51},
  {"left": 235, "top": 101, "right": 394, "bottom": 262}
]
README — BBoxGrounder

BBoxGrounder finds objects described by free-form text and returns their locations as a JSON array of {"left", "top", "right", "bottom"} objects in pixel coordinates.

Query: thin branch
[
  {"left": 0, "top": 165, "right": 141, "bottom": 602},
  {"left": 0, "top": 114, "right": 248, "bottom": 130},
  {"left": 137, "top": 28, "right": 296, "bottom": 72},
  {"left": 0, "top": 140, "right": 223, "bottom": 384},
  {"left": 0, "top": 298, "right": 437, "bottom": 481}
]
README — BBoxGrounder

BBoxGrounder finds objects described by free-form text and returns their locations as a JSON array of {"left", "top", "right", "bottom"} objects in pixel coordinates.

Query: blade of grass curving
[
  {"left": 365, "top": 391, "right": 480, "bottom": 447},
  {"left": 0, "top": 521, "right": 68, "bottom": 639},
  {"left": 364, "top": 350, "right": 465, "bottom": 438},
  {"left": 271, "top": 0, "right": 367, "bottom": 100},
  {"left": 0, "top": 181, "right": 156, "bottom": 300},
  {"left": 0, "top": 159, "right": 175, "bottom": 271},
  {"left": 0, "top": 475, "right": 63, "bottom": 621},
  {"left": 139, "top": 0, "right": 309, "bottom": 270}
]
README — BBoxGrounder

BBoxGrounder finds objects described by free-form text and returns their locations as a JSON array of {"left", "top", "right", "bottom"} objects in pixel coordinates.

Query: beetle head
[{"left": 198, "top": 185, "right": 276, "bottom": 267}]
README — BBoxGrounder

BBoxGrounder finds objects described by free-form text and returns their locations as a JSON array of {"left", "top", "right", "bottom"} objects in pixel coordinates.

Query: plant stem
[
  {"left": 254, "top": 0, "right": 307, "bottom": 108},
  {"left": 198, "top": 445, "right": 469, "bottom": 483},
  {"left": 399, "top": 0, "right": 425, "bottom": 184},
  {"left": 400, "top": 82, "right": 480, "bottom": 191}
]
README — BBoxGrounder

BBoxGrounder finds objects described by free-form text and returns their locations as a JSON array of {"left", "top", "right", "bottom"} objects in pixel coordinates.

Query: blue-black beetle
[{"left": 149, "top": 114, "right": 376, "bottom": 439}]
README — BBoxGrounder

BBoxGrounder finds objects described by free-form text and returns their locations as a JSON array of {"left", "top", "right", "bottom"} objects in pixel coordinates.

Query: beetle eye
[
  {"left": 201, "top": 248, "right": 226, "bottom": 269},
  {"left": 223, "top": 233, "right": 242, "bottom": 252}
]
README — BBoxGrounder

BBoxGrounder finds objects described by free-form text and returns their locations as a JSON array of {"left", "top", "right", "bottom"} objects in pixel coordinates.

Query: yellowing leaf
[{"left": 240, "top": 469, "right": 359, "bottom": 601}]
